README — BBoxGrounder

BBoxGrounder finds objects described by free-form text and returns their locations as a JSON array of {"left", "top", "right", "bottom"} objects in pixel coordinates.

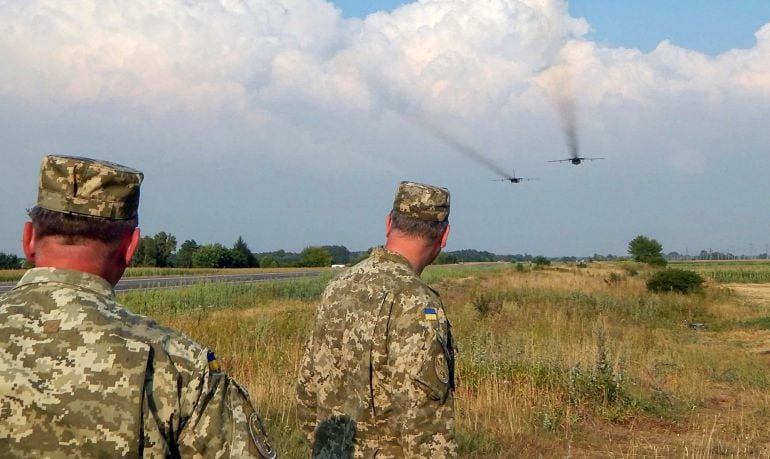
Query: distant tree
[
  {"left": 322, "top": 245, "right": 351, "bottom": 265},
  {"left": 176, "top": 240, "right": 199, "bottom": 268},
  {"left": 151, "top": 232, "right": 177, "bottom": 267},
  {"left": 131, "top": 236, "right": 151, "bottom": 267},
  {"left": 231, "top": 236, "right": 258, "bottom": 268},
  {"left": 450, "top": 249, "right": 497, "bottom": 262},
  {"left": 350, "top": 248, "right": 375, "bottom": 265},
  {"left": 255, "top": 249, "right": 301, "bottom": 267},
  {"left": 0, "top": 252, "right": 22, "bottom": 269},
  {"left": 300, "top": 246, "right": 332, "bottom": 267},
  {"left": 131, "top": 232, "right": 177, "bottom": 267},
  {"left": 192, "top": 243, "right": 233, "bottom": 268},
  {"left": 433, "top": 252, "right": 458, "bottom": 265},
  {"left": 532, "top": 256, "right": 551, "bottom": 268},
  {"left": 259, "top": 256, "right": 279, "bottom": 268},
  {"left": 628, "top": 235, "right": 667, "bottom": 267}
]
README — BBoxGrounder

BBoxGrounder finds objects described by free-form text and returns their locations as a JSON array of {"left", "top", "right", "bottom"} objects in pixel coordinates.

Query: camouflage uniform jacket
[
  {"left": 0, "top": 267, "right": 275, "bottom": 458},
  {"left": 297, "top": 248, "right": 457, "bottom": 458}
]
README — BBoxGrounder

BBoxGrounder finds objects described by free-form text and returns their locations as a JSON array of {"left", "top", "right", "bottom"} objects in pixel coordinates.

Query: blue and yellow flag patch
[{"left": 424, "top": 307, "right": 437, "bottom": 321}]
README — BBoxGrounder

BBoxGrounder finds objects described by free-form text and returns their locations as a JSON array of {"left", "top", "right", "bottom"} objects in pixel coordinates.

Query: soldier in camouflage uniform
[
  {"left": 297, "top": 181, "right": 457, "bottom": 458},
  {"left": 0, "top": 155, "right": 276, "bottom": 458}
]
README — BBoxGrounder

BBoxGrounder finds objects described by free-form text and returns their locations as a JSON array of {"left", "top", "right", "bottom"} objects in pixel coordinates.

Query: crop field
[
  {"left": 673, "top": 260, "right": 770, "bottom": 284},
  {"left": 113, "top": 261, "right": 770, "bottom": 457}
]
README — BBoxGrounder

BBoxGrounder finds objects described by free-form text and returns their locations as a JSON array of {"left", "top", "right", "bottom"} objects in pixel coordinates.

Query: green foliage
[
  {"left": 175, "top": 240, "right": 199, "bottom": 268},
  {"left": 514, "top": 262, "right": 527, "bottom": 272},
  {"left": 255, "top": 249, "right": 301, "bottom": 267},
  {"left": 300, "top": 246, "right": 332, "bottom": 267},
  {"left": 259, "top": 256, "right": 279, "bottom": 268},
  {"left": 192, "top": 243, "right": 232, "bottom": 268},
  {"left": 0, "top": 252, "right": 22, "bottom": 269},
  {"left": 133, "top": 231, "right": 177, "bottom": 267},
  {"left": 321, "top": 245, "right": 351, "bottom": 265},
  {"left": 532, "top": 256, "right": 551, "bottom": 267},
  {"left": 433, "top": 252, "right": 458, "bottom": 265},
  {"left": 646, "top": 269, "right": 705, "bottom": 294},
  {"left": 741, "top": 317, "right": 770, "bottom": 330},
  {"left": 628, "top": 235, "right": 667, "bottom": 267},
  {"left": 231, "top": 236, "right": 258, "bottom": 268},
  {"left": 119, "top": 274, "right": 333, "bottom": 315}
]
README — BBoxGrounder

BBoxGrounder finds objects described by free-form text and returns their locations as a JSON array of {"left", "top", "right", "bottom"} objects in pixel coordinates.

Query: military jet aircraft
[
  {"left": 493, "top": 170, "right": 537, "bottom": 183},
  {"left": 548, "top": 156, "right": 604, "bottom": 165}
]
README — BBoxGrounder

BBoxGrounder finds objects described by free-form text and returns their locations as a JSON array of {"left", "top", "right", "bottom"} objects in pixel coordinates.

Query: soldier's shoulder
[
  {"left": 10, "top": 281, "right": 208, "bottom": 369},
  {"left": 105, "top": 303, "right": 208, "bottom": 366}
]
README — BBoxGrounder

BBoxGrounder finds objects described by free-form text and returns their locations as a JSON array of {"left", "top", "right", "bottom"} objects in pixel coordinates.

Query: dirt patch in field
[{"left": 722, "top": 283, "right": 770, "bottom": 304}]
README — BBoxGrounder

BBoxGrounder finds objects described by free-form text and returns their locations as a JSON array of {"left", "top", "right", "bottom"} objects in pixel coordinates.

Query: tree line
[{"left": 2, "top": 231, "right": 765, "bottom": 270}]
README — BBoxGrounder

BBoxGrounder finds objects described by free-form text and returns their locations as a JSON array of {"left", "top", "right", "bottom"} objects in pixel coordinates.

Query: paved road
[{"left": 0, "top": 270, "right": 327, "bottom": 295}]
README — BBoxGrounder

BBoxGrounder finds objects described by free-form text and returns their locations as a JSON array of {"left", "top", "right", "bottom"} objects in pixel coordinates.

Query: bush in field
[
  {"left": 471, "top": 292, "right": 502, "bottom": 316},
  {"left": 646, "top": 269, "right": 704, "bottom": 294},
  {"left": 532, "top": 256, "right": 551, "bottom": 268}
]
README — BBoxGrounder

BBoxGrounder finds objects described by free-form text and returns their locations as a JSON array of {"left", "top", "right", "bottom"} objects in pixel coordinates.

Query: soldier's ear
[
  {"left": 385, "top": 214, "right": 393, "bottom": 237},
  {"left": 439, "top": 224, "right": 450, "bottom": 249},
  {"left": 22, "top": 222, "right": 35, "bottom": 263},
  {"left": 124, "top": 228, "right": 141, "bottom": 266}
]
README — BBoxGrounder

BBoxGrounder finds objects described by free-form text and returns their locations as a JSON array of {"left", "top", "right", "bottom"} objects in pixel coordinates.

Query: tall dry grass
[{"left": 119, "top": 262, "right": 770, "bottom": 458}]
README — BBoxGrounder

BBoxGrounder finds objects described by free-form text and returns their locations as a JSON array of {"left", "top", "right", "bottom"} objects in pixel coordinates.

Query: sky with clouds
[{"left": 2, "top": 0, "right": 769, "bottom": 257}]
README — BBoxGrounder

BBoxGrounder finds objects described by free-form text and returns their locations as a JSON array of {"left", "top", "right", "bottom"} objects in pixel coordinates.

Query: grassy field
[
  {"left": 113, "top": 261, "right": 770, "bottom": 457},
  {"left": 672, "top": 260, "right": 770, "bottom": 284},
  {"left": 0, "top": 266, "right": 326, "bottom": 283}
]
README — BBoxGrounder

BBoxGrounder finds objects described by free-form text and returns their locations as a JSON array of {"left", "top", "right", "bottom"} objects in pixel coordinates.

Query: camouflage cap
[
  {"left": 36, "top": 155, "right": 143, "bottom": 220},
  {"left": 392, "top": 181, "right": 450, "bottom": 222}
]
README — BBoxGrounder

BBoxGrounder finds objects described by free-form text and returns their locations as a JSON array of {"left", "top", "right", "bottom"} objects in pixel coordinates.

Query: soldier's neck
[
  {"left": 31, "top": 239, "right": 126, "bottom": 287},
  {"left": 384, "top": 236, "right": 437, "bottom": 275}
]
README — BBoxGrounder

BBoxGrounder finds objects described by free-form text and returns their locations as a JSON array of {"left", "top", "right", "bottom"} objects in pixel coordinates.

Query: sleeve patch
[{"left": 423, "top": 307, "right": 437, "bottom": 321}]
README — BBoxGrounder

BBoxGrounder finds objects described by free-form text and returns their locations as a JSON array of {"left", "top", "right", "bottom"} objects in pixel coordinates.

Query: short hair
[
  {"left": 390, "top": 210, "right": 449, "bottom": 243},
  {"left": 29, "top": 207, "right": 137, "bottom": 245}
]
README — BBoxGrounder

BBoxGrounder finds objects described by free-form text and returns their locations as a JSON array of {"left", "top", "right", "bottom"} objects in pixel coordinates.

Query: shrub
[
  {"left": 623, "top": 265, "right": 639, "bottom": 277},
  {"left": 471, "top": 291, "right": 502, "bottom": 316},
  {"left": 532, "top": 256, "right": 551, "bottom": 268},
  {"left": 646, "top": 269, "right": 705, "bottom": 294}
]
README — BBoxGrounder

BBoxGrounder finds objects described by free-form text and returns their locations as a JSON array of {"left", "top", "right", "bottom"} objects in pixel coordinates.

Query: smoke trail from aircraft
[
  {"left": 556, "top": 91, "right": 579, "bottom": 158},
  {"left": 544, "top": 65, "right": 580, "bottom": 158},
  {"left": 415, "top": 116, "right": 511, "bottom": 179}
]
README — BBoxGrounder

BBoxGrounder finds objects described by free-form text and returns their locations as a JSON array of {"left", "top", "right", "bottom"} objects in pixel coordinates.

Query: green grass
[
  {"left": 119, "top": 274, "right": 334, "bottom": 315},
  {"left": 672, "top": 260, "right": 770, "bottom": 283}
]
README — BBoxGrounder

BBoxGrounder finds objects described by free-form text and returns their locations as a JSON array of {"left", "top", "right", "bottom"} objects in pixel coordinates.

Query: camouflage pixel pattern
[
  {"left": 392, "top": 181, "right": 450, "bottom": 222},
  {"left": 37, "top": 155, "right": 143, "bottom": 220},
  {"left": 0, "top": 267, "right": 275, "bottom": 458},
  {"left": 297, "top": 248, "right": 457, "bottom": 458}
]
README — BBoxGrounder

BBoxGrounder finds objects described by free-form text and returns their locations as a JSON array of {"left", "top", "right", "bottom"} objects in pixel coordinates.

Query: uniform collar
[
  {"left": 15, "top": 267, "right": 115, "bottom": 298},
  {"left": 370, "top": 247, "right": 417, "bottom": 275}
]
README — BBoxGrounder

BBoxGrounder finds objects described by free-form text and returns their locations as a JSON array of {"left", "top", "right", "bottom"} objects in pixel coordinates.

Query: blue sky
[
  {"left": 334, "top": 0, "right": 770, "bottom": 55},
  {"left": 1, "top": 0, "right": 769, "bottom": 258}
]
